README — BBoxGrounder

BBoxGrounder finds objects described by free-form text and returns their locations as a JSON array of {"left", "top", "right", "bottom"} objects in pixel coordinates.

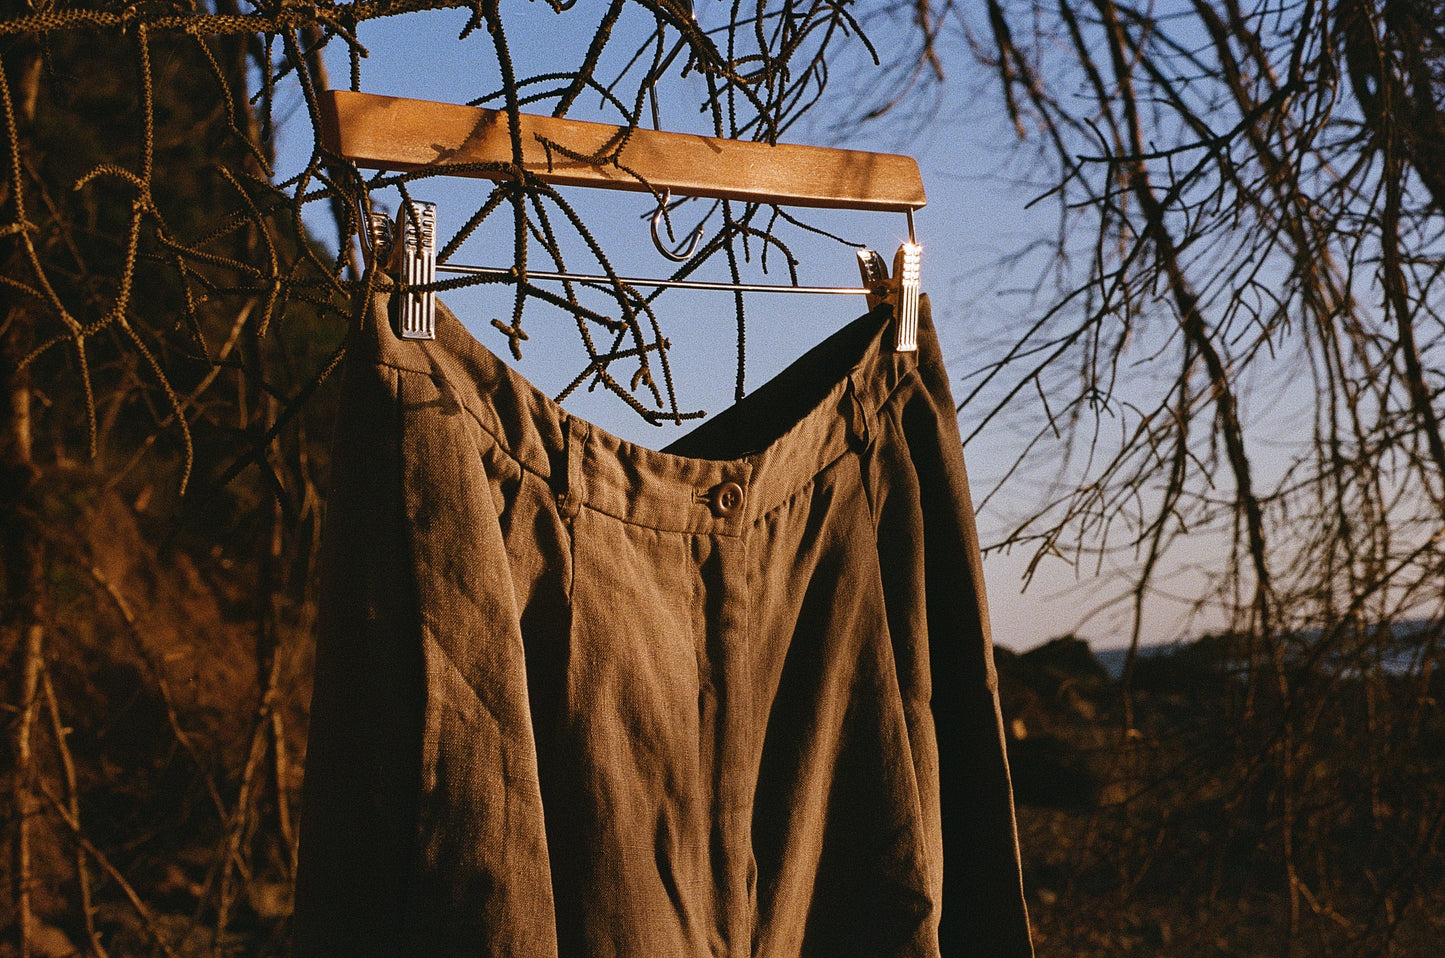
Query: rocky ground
[{"left": 996, "top": 634, "right": 1445, "bottom": 956}]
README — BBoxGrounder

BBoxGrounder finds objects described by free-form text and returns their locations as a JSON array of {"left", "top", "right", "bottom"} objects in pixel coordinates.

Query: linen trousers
[{"left": 294, "top": 280, "right": 1034, "bottom": 958}]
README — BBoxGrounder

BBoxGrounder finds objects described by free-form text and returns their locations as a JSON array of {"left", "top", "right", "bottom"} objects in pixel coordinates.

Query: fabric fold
[{"left": 295, "top": 281, "right": 1033, "bottom": 958}]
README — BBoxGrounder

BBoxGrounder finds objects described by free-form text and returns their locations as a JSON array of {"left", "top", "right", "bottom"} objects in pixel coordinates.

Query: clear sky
[{"left": 280, "top": 2, "right": 1219, "bottom": 651}]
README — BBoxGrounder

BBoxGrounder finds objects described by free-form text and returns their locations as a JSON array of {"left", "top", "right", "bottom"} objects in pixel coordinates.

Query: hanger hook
[{"left": 650, "top": 190, "right": 707, "bottom": 262}]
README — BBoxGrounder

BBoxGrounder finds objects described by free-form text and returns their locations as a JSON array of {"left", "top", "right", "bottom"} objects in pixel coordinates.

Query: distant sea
[
  {"left": 1094, "top": 646, "right": 1143, "bottom": 681},
  {"left": 1091, "top": 622, "right": 1437, "bottom": 681}
]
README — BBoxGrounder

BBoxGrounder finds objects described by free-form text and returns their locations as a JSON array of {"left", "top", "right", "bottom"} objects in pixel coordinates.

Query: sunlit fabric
[{"left": 294, "top": 279, "right": 1033, "bottom": 958}]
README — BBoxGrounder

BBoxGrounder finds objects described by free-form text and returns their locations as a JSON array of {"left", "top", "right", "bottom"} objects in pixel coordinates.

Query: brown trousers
[{"left": 294, "top": 282, "right": 1033, "bottom": 958}]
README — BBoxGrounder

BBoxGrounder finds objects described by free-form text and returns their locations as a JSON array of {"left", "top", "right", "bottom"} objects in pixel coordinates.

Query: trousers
[{"left": 294, "top": 281, "right": 1034, "bottom": 958}]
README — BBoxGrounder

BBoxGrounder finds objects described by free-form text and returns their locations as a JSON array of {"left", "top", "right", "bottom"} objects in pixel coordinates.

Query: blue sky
[{"left": 276, "top": 2, "right": 1219, "bottom": 651}]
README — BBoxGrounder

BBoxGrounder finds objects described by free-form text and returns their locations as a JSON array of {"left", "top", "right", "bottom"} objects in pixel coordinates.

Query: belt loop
[
  {"left": 558, "top": 416, "right": 585, "bottom": 521},
  {"left": 845, "top": 371, "right": 874, "bottom": 454}
]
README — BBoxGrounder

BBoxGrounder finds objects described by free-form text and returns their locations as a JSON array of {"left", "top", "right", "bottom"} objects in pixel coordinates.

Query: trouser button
[{"left": 710, "top": 481, "right": 744, "bottom": 518}]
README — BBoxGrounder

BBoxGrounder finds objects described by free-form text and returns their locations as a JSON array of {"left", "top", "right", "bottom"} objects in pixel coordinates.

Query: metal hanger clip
[
  {"left": 856, "top": 212, "right": 921, "bottom": 352},
  {"left": 391, "top": 201, "right": 438, "bottom": 340}
]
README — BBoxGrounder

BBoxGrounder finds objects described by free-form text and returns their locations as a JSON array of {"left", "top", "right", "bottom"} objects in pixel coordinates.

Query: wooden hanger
[{"left": 317, "top": 89, "right": 925, "bottom": 350}]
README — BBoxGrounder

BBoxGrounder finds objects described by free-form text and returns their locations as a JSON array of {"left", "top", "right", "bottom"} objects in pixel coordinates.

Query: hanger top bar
[{"left": 319, "top": 90, "right": 926, "bottom": 213}]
